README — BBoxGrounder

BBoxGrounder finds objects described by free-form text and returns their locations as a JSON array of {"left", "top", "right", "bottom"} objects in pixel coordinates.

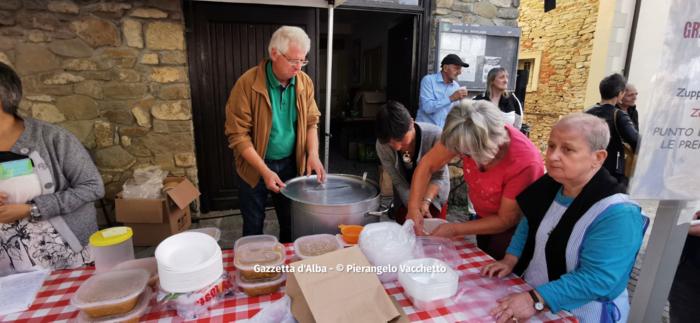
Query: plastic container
[
  {"left": 112, "top": 257, "right": 158, "bottom": 287},
  {"left": 359, "top": 221, "right": 416, "bottom": 283},
  {"left": 185, "top": 227, "right": 222, "bottom": 241},
  {"left": 89, "top": 227, "right": 135, "bottom": 273},
  {"left": 294, "top": 234, "right": 342, "bottom": 259},
  {"left": 398, "top": 258, "right": 458, "bottom": 311},
  {"left": 234, "top": 235, "right": 285, "bottom": 281},
  {"left": 414, "top": 236, "right": 462, "bottom": 269},
  {"left": 77, "top": 287, "right": 152, "bottom": 323},
  {"left": 235, "top": 271, "right": 286, "bottom": 297},
  {"left": 71, "top": 269, "right": 149, "bottom": 318},
  {"left": 155, "top": 232, "right": 223, "bottom": 293},
  {"left": 422, "top": 218, "right": 448, "bottom": 235},
  {"left": 338, "top": 224, "right": 363, "bottom": 244}
]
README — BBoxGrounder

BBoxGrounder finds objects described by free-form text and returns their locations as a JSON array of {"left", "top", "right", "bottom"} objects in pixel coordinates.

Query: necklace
[{"left": 402, "top": 150, "right": 413, "bottom": 169}]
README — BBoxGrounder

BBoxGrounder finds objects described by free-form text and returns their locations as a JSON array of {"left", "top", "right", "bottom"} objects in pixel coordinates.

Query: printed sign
[{"left": 629, "top": 0, "right": 700, "bottom": 199}]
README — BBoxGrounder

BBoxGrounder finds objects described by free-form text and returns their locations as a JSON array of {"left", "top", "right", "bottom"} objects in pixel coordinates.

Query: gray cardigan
[
  {"left": 376, "top": 122, "right": 450, "bottom": 210},
  {"left": 10, "top": 117, "right": 104, "bottom": 250}
]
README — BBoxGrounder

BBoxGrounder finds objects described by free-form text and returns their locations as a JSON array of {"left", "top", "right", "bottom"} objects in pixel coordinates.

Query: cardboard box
[
  {"left": 355, "top": 91, "right": 386, "bottom": 118},
  {"left": 286, "top": 246, "right": 407, "bottom": 323},
  {"left": 115, "top": 177, "right": 200, "bottom": 224},
  {"left": 126, "top": 207, "right": 192, "bottom": 246}
]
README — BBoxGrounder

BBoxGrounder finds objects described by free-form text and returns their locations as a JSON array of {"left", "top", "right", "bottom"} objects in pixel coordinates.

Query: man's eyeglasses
[{"left": 280, "top": 52, "right": 309, "bottom": 67}]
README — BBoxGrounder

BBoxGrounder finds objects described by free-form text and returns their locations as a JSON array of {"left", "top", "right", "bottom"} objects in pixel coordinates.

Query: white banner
[{"left": 629, "top": 0, "right": 700, "bottom": 200}]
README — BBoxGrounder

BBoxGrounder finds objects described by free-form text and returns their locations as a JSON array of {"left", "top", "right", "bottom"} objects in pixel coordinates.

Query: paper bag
[{"left": 286, "top": 246, "right": 404, "bottom": 323}]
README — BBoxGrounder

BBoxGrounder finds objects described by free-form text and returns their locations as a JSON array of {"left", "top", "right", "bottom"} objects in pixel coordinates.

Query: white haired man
[{"left": 224, "top": 26, "right": 325, "bottom": 243}]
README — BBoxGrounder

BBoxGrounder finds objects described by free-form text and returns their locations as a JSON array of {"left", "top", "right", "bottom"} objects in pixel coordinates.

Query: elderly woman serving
[
  {"left": 407, "top": 99, "right": 544, "bottom": 259},
  {"left": 482, "top": 113, "right": 644, "bottom": 323}
]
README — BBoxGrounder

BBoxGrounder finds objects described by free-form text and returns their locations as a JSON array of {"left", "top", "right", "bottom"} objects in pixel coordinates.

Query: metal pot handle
[{"left": 366, "top": 202, "right": 392, "bottom": 217}]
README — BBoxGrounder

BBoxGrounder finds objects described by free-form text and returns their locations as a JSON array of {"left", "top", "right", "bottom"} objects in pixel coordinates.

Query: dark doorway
[
  {"left": 185, "top": 2, "right": 317, "bottom": 212},
  {"left": 387, "top": 17, "right": 415, "bottom": 110},
  {"left": 318, "top": 10, "right": 418, "bottom": 178}
]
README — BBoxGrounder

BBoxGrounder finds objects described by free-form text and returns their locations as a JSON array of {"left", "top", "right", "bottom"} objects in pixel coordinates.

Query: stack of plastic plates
[{"left": 155, "top": 232, "right": 223, "bottom": 293}]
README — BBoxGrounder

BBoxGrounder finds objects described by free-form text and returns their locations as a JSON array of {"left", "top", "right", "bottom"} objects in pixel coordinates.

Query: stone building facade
[
  {"left": 430, "top": 0, "right": 520, "bottom": 72},
  {"left": 0, "top": 0, "right": 196, "bottom": 203},
  {"left": 1, "top": 0, "right": 519, "bottom": 215},
  {"left": 517, "top": 0, "right": 599, "bottom": 150}
]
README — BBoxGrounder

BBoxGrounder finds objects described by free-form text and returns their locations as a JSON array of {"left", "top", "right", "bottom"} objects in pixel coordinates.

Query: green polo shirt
[{"left": 265, "top": 61, "right": 298, "bottom": 160}]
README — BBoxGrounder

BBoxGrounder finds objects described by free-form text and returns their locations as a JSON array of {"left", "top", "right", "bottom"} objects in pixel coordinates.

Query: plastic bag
[
  {"left": 0, "top": 174, "right": 42, "bottom": 204},
  {"left": 157, "top": 272, "right": 235, "bottom": 320},
  {"left": 122, "top": 165, "right": 169, "bottom": 199},
  {"left": 249, "top": 295, "right": 296, "bottom": 323},
  {"left": 359, "top": 220, "right": 416, "bottom": 282}
]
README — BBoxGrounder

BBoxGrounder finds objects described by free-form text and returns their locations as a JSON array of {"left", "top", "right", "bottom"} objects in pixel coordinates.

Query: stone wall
[
  {"left": 430, "top": 0, "right": 520, "bottom": 73},
  {"left": 0, "top": 0, "right": 196, "bottom": 206},
  {"left": 518, "top": 0, "right": 598, "bottom": 150}
]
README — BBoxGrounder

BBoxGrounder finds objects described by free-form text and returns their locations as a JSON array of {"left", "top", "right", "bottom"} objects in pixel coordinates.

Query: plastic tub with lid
[
  {"left": 234, "top": 235, "right": 285, "bottom": 281},
  {"left": 235, "top": 271, "right": 286, "bottom": 297},
  {"left": 77, "top": 287, "right": 152, "bottom": 323},
  {"left": 294, "top": 234, "right": 342, "bottom": 259},
  {"left": 398, "top": 258, "right": 458, "bottom": 311},
  {"left": 112, "top": 257, "right": 158, "bottom": 287},
  {"left": 89, "top": 227, "right": 135, "bottom": 273},
  {"left": 71, "top": 269, "right": 149, "bottom": 318}
]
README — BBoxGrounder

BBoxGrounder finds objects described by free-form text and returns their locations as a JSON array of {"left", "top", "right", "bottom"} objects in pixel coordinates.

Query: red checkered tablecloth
[{"left": 1, "top": 240, "right": 577, "bottom": 322}]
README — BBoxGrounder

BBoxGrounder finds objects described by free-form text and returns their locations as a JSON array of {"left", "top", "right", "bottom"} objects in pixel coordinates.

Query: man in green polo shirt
[{"left": 225, "top": 26, "right": 325, "bottom": 243}]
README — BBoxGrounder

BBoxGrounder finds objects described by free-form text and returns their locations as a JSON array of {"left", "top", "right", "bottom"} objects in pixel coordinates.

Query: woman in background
[{"left": 474, "top": 67, "right": 523, "bottom": 130}]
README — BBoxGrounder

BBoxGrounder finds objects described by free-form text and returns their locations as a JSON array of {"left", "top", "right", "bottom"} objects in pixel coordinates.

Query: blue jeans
[{"left": 237, "top": 156, "right": 296, "bottom": 243}]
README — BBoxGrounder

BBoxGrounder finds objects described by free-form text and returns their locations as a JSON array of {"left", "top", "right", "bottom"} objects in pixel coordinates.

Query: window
[{"left": 517, "top": 51, "right": 542, "bottom": 92}]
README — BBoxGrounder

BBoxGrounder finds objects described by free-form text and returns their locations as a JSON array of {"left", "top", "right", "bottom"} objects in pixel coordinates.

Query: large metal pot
[{"left": 281, "top": 174, "right": 384, "bottom": 239}]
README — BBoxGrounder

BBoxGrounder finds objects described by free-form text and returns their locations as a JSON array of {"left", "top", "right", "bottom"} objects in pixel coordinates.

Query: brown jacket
[{"left": 225, "top": 60, "right": 321, "bottom": 187}]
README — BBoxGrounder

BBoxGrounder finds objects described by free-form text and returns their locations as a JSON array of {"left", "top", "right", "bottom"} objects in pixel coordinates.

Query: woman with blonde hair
[
  {"left": 474, "top": 67, "right": 523, "bottom": 129},
  {"left": 406, "top": 99, "right": 543, "bottom": 259}
]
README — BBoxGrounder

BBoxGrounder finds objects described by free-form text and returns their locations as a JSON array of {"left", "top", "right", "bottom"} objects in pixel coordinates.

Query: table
[{"left": 1, "top": 240, "right": 578, "bottom": 322}]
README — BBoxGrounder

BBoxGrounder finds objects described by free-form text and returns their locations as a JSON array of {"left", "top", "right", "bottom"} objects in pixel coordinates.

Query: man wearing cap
[{"left": 417, "top": 54, "right": 470, "bottom": 128}]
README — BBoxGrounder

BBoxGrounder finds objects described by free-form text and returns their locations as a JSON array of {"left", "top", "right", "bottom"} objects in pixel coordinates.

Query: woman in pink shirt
[{"left": 407, "top": 99, "right": 544, "bottom": 259}]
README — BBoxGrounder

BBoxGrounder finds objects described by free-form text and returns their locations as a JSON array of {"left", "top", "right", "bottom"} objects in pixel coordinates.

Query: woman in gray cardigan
[
  {"left": 0, "top": 62, "right": 104, "bottom": 271},
  {"left": 375, "top": 101, "right": 449, "bottom": 223}
]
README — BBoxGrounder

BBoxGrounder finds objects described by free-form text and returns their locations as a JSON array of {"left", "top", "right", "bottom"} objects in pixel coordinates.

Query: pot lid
[{"left": 281, "top": 174, "right": 378, "bottom": 205}]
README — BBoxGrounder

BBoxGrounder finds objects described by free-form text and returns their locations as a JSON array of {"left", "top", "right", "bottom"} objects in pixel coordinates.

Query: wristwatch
[
  {"left": 29, "top": 202, "right": 41, "bottom": 219},
  {"left": 529, "top": 289, "right": 545, "bottom": 311},
  {"left": 529, "top": 290, "right": 545, "bottom": 311}
]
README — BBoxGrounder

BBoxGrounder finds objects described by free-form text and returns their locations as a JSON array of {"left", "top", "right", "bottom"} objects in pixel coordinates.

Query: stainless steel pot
[{"left": 281, "top": 174, "right": 385, "bottom": 239}]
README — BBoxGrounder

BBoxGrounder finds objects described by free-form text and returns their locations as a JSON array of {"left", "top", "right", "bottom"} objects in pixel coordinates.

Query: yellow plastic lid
[{"left": 89, "top": 226, "right": 133, "bottom": 247}]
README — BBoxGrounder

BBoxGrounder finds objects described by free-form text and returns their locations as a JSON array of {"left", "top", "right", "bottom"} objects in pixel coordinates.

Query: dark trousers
[
  {"left": 476, "top": 224, "right": 517, "bottom": 260},
  {"left": 237, "top": 157, "right": 296, "bottom": 243},
  {"left": 669, "top": 260, "right": 700, "bottom": 323}
]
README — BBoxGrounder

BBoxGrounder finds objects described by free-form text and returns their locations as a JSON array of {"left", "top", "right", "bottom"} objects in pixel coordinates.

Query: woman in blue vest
[{"left": 482, "top": 113, "right": 644, "bottom": 323}]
